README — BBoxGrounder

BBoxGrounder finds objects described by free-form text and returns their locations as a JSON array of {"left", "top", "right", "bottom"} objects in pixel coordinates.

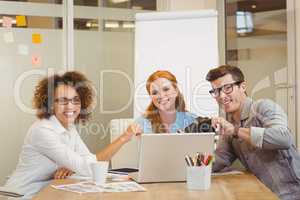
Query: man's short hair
[{"left": 206, "top": 65, "right": 245, "bottom": 82}]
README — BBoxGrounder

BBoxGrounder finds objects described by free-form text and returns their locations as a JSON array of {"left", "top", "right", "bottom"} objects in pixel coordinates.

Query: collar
[
  {"left": 226, "top": 97, "right": 253, "bottom": 123},
  {"left": 48, "top": 115, "right": 68, "bottom": 134},
  {"left": 240, "top": 97, "right": 253, "bottom": 121}
]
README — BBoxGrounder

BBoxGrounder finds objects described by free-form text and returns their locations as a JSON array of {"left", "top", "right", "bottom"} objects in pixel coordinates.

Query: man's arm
[
  {"left": 247, "top": 99, "right": 294, "bottom": 150},
  {"left": 212, "top": 99, "right": 294, "bottom": 150},
  {"left": 212, "top": 136, "right": 237, "bottom": 172}
]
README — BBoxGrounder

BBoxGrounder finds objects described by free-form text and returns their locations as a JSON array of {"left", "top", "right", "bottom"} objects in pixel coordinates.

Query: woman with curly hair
[
  {"left": 136, "top": 70, "right": 196, "bottom": 133},
  {"left": 4, "top": 71, "right": 140, "bottom": 199}
]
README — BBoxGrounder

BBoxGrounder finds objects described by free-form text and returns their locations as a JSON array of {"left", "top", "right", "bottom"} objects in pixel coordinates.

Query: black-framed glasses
[
  {"left": 209, "top": 81, "right": 242, "bottom": 97},
  {"left": 54, "top": 97, "right": 81, "bottom": 105}
]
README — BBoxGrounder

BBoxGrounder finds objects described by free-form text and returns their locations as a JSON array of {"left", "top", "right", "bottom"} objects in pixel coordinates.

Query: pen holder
[{"left": 186, "top": 164, "right": 212, "bottom": 190}]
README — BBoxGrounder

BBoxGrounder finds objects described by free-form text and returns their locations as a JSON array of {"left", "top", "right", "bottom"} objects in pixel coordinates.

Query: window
[
  {"left": 0, "top": 15, "right": 62, "bottom": 29},
  {"left": 0, "top": 0, "right": 61, "bottom": 4},
  {"left": 236, "top": 11, "right": 253, "bottom": 34},
  {"left": 102, "top": 0, "right": 156, "bottom": 10}
]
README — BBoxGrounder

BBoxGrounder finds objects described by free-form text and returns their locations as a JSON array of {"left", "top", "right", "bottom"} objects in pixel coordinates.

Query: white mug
[{"left": 90, "top": 161, "right": 109, "bottom": 185}]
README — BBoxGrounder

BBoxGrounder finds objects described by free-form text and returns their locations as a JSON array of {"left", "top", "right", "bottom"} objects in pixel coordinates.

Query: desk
[{"left": 33, "top": 174, "right": 279, "bottom": 200}]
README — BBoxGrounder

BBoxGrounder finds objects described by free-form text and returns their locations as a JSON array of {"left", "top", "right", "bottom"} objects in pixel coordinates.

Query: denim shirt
[
  {"left": 212, "top": 97, "right": 300, "bottom": 200},
  {"left": 135, "top": 112, "right": 197, "bottom": 133}
]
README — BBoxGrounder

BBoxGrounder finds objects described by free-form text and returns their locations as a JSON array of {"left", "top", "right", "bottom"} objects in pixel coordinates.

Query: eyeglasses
[
  {"left": 54, "top": 97, "right": 81, "bottom": 105},
  {"left": 209, "top": 81, "right": 242, "bottom": 97}
]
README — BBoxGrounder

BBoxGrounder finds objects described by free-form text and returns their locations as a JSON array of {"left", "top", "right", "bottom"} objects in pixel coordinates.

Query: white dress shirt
[{"left": 4, "top": 116, "right": 97, "bottom": 199}]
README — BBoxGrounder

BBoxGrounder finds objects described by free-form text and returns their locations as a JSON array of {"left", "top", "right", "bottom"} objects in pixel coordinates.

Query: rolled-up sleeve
[
  {"left": 250, "top": 127, "right": 264, "bottom": 148},
  {"left": 30, "top": 127, "right": 94, "bottom": 177},
  {"left": 250, "top": 99, "right": 294, "bottom": 150}
]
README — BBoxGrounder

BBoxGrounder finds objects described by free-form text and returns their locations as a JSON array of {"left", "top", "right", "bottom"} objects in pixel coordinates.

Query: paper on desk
[
  {"left": 0, "top": 186, "right": 23, "bottom": 198},
  {"left": 68, "top": 173, "right": 129, "bottom": 182},
  {"left": 68, "top": 174, "right": 91, "bottom": 180},
  {"left": 212, "top": 170, "right": 244, "bottom": 176},
  {"left": 107, "top": 173, "right": 130, "bottom": 181},
  {"left": 51, "top": 181, "right": 146, "bottom": 194}
]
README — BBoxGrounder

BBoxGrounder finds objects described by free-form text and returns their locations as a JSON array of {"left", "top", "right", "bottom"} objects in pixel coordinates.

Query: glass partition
[
  {"left": 73, "top": 4, "right": 142, "bottom": 151},
  {"left": 0, "top": 1, "right": 64, "bottom": 184},
  {"left": 224, "top": 0, "right": 296, "bottom": 134}
]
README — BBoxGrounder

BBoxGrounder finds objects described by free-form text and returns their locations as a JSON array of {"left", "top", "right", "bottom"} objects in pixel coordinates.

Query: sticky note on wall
[
  {"left": 31, "top": 55, "right": 41, "bottom": 66},
  {"left": 3, "top": 32, "right": 14, "bottom": 43},
  {"left": 2, "top": 16, "right": 13, "bottom": 28},
  {"left": 16, "top": 15, "right": 27, "bottom": 27},
  {"left": 18, "top": 44, "right": 29, "bottom": 55},
  {"left": 32, "top": 33, "right": 42, "bottom": 44}
]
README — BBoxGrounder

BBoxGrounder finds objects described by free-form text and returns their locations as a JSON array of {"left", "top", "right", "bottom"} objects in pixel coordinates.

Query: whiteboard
[{"left": 134, "top": 10, "right": 219, "bottom": 117}]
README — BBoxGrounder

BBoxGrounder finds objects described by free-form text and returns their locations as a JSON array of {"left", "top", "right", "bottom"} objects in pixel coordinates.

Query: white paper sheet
[{"left": 51, "top": 181, "right": 146, "bottom": 194}]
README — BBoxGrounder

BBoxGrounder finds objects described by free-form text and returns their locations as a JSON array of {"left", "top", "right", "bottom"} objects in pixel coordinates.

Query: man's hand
[
  {"left": 54, "top": 167, "right": 74, "bottom": 179},
  {"left": 211, "top": 117, "right": 235, "bottom": 136}
]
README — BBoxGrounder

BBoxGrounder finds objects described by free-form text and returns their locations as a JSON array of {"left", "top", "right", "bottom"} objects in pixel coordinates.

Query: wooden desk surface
[{"left": 33, "top": 174, "right": 279, "bottom": 200}]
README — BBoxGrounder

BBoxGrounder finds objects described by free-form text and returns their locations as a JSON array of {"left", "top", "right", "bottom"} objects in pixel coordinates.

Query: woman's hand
[
  {"left": 121, "top": 123, "right": 142, "bottom": 143},
  {"left": 54, "top": 167, "right": 74, "bottom": 179}
]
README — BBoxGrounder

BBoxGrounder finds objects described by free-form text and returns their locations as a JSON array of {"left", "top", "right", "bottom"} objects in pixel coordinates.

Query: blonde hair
[{"left": 144, "top": 70, "right": 186, "bottom": 133}]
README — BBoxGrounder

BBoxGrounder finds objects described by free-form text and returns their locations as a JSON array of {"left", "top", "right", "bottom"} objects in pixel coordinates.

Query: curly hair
[
  {"left": 144, "top": 70, "right": 186, "bottom": 133},
  {"left": 33, "top": 71, "right": 94, "bottom": 123}
]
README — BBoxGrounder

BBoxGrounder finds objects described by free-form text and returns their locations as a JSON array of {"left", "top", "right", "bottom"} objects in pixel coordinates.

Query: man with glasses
[{"left": 206, "top": 65, "right": 300, "bottom": 200}]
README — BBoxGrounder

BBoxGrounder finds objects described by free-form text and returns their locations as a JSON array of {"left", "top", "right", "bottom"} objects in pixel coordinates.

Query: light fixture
[
  {"left": 236, "top": 11, "right": 254, "bottom": 34},
  {"left": 122, "top": 22, "right": 135, "bottom": 28},
  {"left": 86, "top": 22, "right": 92, "bottom": 27},
  {"left": 110, "top": 0, "right": 129, "bottom": 3},
  {"left": 132, "top": 6, "right": 143, "bottom": 10},
  {"left": 105, "top": 21, "right": 119, "bottom": 28}
]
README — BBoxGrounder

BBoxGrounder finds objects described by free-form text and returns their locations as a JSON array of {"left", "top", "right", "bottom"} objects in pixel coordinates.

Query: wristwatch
[{"left": 233, "top": 126, "right": 239, "bottom": 138}]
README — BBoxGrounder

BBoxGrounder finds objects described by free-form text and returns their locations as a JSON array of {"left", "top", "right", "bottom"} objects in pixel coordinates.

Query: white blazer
[{"left": 4, "top": 116, "right": 97, "bottom": 199}]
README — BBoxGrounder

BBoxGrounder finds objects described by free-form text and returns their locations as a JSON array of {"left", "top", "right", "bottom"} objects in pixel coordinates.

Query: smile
[
  {"left": 63, "top": 111, "right": 77, "bottom": 117},
  {"left": 158, "top": 97, "right": 170, "bottom": 104}
]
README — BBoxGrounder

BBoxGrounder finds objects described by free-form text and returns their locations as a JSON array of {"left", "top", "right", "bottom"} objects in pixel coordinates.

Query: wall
[
  {"left": 0, "top": 28, "right": 63, "bottom": 184},
  {"left": 73, "top": 30, "right": 134, "bottom": 153},
  {"left": 0, "top": 2, "right": 138, "bottom": 185}
]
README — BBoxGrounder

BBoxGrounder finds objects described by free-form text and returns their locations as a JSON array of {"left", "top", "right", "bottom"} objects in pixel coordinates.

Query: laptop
[{"left": 130, "top": 132, "right": 215, "bottom": 183}]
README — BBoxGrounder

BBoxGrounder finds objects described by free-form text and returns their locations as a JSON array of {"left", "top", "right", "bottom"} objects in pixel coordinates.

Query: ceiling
[{"left": 226, "top": 0, "right": 286, "bottom": 16}]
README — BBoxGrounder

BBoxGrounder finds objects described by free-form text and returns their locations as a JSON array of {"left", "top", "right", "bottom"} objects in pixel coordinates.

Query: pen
[
  {"left": 189, "top": 156, "right": 194, "bottom": 166},
  {"left": 204, "top": 155, "right": 213, "bottom": 166},
  {"left": 215, "top": 123, "right": 221, "bottom": 135},
  {"left": 207, "top": 156, "right": 213, "bottom": 166},
  {"left": 196, "top": 153, "right": 202, "bottom": 166},
  {"left": 185, "top": 155, "right": 191, "bottom": 166}
]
